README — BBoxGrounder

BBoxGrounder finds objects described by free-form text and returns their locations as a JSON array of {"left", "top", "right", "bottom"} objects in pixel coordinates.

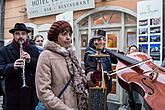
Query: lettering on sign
[{"left": 26, "top": 0, "right": 95, "bottom": 18}]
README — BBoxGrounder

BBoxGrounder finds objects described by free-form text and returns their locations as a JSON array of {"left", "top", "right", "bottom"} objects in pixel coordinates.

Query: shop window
[
  {"left": 81, "top": 49, "right": 86, "bottom": 62},
  {"left": 81, "top": 34, "right": 88, "bottom": 48},
  {"left": 125, "top": 14, "right": 136, "bottom": 24},
  {"left": 127, "top": 32, "right": 137, "bottom": 47},
  {"left": 92, "top": 11, "right": 105, "bottom": 26},
  {"left": 80, "top": 30, "right": 88, "bottom": 62},
  {"left": 27, "top": 27, "right": 34, "bottom": 40},
  {"left": 111, "top": 64, "right": 116, "bottom": 79},
  {"left": 92, "top": 11, "right": 121, "bottom": 26},
  {"left": 102, "top": 12, "right": 114, "bottom": 23},
  {"left": 108, "top": 12, "right": 121, "bottom": 24},
  {"left": 107, "top": 33, "right": 117, "bottom": 48},
  {"left": 93, "top": 15, "right": 104, "bottom": 25},
  {"left": 103, "top": 14, "right": 109, "bottom": 22}
]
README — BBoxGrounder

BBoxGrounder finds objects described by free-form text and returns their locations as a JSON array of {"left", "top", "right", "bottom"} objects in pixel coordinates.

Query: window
[
  {"left": 125, "top": 14, "right": 136, "bottom": 24},
  {"left": 80, "top": 30, "right": 88, "bottom": 62},
  {"left": 92, "top": 14, "right": 104, "bottom": 26},
  {"left": 81, "top": 34, "right": 88, "bottom": 47},
  {"left": 108, "top": 12, "right": 121, "bottom": 24},
  {"left": 27, "top": 27, "right": 34, "bottom": 40},
  {"left": 92, "top": 11, "right": 121, "bottom": 26},
  {"left": 79, "top": 17, "right": 88, "bottom": 27},
  {"left": 107, "top": 33, "right": 117, "bottom": 48}
]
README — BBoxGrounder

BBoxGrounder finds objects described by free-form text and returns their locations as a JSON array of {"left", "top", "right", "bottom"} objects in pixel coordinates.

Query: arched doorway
[{"left": 74, "top": 6, "right": 137, "bottom": 104}]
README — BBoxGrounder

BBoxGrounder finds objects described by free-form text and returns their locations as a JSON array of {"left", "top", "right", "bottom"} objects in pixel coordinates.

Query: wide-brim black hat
[{"left": 9, "top": 23, "right": 31, "bottom": 34}]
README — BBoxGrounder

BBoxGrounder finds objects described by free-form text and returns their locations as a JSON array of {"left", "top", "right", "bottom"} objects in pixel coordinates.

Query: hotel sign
[{"left": 26, "top": 0, "right": 95, "bottom": 18}]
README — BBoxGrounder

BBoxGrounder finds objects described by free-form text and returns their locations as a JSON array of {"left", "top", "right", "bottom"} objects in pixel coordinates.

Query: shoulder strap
[{"left": 57, "top": 76, "right": 73, "bottom": 98}]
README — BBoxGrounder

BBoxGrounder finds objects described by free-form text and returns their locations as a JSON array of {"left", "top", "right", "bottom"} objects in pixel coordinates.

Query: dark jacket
[
  {"left": 0, "top": 42, "right": 39, "bottom": 110},
  {"left": 84, "top": 47, "right": 112, "bottom": 73},
  {"left": 84, "top": 46, "right": 117, "bottom": 93}
]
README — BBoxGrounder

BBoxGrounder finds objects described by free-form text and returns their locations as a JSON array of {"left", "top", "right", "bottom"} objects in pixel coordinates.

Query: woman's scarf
[
  {"left": 45, "top": 41, "right": 88, "bottom": 110},
  {"left": 65, "top": 49, "right": 88, "bottom": 110}
]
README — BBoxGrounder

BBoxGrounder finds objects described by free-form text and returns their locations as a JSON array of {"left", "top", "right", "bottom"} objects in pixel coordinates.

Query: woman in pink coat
[{"left": 35, "top": 21, "right": 87, "bottom": 110}]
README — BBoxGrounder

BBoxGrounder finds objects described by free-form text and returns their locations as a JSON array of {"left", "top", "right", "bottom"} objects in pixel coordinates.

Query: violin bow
[{"left": 106, "top": 58, "right": 153, "bottom": 76}]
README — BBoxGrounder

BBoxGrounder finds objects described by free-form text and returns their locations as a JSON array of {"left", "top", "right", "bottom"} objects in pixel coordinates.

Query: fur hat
[
  {"left": 47, "top": 21, "right": 72, "bottom": 41},
  {"left": 9, "top": 23, "right": 31, "bottom": 34}
]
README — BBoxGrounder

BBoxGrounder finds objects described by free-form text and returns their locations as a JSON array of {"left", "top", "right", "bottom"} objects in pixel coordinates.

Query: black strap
[{"left": 57, "top": 76, "right": 73, "bottom": 98}]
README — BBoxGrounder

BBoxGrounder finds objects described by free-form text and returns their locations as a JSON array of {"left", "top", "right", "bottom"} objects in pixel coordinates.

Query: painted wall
[{"left": 4, "top": 0, "right": 142, "bottom": 40}]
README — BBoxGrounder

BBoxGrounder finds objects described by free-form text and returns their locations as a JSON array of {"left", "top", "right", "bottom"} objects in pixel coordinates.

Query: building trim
[
  {"left": 25, "top": 23, "right": 37, "bottom": 37},
  {"left": 37, "top": 24, "right": 51, "bottom": 32},
  {"left": 75, "top": 6, "right": 137, "bottom": 24}
]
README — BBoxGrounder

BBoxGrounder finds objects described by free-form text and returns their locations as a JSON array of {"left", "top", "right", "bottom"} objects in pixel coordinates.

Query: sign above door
[{"left": 26, "top": 0, "right": 95, "bottom": 18}]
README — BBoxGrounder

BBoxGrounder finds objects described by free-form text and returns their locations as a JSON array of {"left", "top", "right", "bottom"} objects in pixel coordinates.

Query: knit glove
[{"left": 91, "top": 70, "right": 102, "bottom": 83}]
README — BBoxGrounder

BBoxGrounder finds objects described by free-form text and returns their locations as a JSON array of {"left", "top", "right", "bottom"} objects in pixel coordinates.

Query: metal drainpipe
[{"left": 0, "top": 0, "right": 4, "bottom": 47}]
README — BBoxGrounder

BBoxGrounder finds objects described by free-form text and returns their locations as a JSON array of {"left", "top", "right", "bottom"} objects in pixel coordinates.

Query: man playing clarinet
[{"left": 0, "top": 23, "right": 39, "bottom": 110}]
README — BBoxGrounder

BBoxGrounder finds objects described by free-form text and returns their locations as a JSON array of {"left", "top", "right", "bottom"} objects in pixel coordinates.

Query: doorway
[{"left": 75, "top": 7, "right": 137, "bottom": 104}]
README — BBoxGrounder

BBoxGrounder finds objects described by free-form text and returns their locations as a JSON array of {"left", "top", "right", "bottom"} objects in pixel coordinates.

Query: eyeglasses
[{"left": 14, "top": 32, "right": 27, "bottom": 36}]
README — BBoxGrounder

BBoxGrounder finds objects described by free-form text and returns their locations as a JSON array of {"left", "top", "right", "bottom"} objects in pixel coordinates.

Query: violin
[{"left": 104, "top": 48, "right": 165, "bottom": 110}]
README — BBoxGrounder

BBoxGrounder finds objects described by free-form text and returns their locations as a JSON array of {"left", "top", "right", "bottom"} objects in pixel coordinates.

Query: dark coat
[
  {"left": 0, "top": 42, "right": 39, "bottom": 110},
  {"left": 84, "top": 47, "right": 117, "bottom": 93}
]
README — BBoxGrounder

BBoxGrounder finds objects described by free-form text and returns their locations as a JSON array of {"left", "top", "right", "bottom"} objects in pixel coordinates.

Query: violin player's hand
[{"left": 91, "top": 70, "right": 102, "bottom": 83}]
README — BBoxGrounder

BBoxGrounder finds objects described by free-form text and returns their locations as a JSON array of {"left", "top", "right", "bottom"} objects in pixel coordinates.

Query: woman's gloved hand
[{"left": 91, "top": 70, "right": 102, "bottom": 83}]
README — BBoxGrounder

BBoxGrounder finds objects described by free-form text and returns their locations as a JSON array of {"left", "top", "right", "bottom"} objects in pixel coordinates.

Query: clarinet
[{"left": 18, "top": 39, "right": 28, "bottom": 88}]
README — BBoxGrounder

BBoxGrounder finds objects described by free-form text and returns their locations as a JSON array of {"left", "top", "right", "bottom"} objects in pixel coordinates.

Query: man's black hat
[
  {"left": 9, "top": 23, "right": 31, "bottom": 34},
  {"left": 94, "top": 29, "right": 106, "bottom": 36}
]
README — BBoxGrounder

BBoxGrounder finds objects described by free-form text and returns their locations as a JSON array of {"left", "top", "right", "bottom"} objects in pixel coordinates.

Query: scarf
[
  {"left": 65, "top": 49, "right": 88, "bottom": 110},
  {"left": 13, "top": 39, "right": 29, "bottom": 50}
]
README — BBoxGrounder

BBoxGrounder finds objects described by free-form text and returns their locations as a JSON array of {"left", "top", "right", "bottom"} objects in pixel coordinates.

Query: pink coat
[{"left": 35, "top": 41, "right": 78, "bottom": 110}]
